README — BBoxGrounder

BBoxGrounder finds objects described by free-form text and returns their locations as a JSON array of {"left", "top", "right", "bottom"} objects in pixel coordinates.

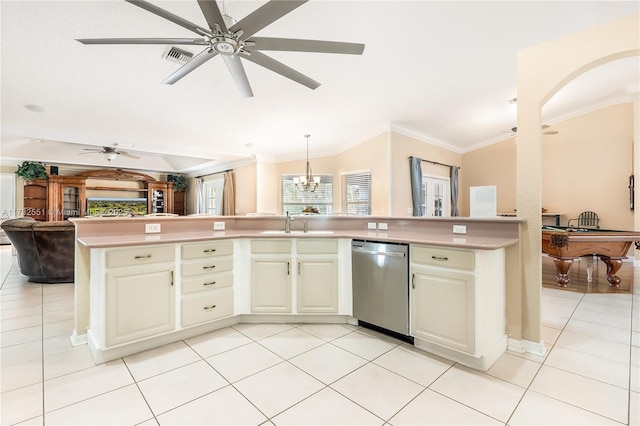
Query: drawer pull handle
[
  {"left": 203, "top": 249, "right": 216, "bottom": 253},
  {"left": 134, "top": 255, "right": 152, "bottom": 259},
  {"left": 203, "top": 281, "right": 216, "bottom": 286},
  {"left": 203, "top": 305, "right": 217, "bottom": 310},
  {"left": 431, "top": 256, "right": 449, "bottom": 261},
  {"left": 203, "top": 265, "right": 216, "bottom": 270}
]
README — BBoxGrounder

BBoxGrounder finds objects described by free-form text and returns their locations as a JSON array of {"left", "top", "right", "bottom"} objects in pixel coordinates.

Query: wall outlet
[
  {"left": 213, "top": 221, "right": 225, "bottom": 230},
  {"left": 453, "top": 225, "right": 467, "bottom": 234},
  {"left": 145, "top": 223, "right": 161, "bottom": 233},
  {"left": 378, "top": 222, "right": 388, "bottom": 230},
  {"left": 367, "top": 222, "right": 377, "bottom": 230},
  {"left": 407, "top": 207, "right": 412, "bottom": 214}
]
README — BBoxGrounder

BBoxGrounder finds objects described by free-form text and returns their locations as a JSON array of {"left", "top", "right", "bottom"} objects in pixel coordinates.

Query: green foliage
[
  {"left": 15, "top": 161, "right": 48, "bottom": 181},
  {"left": 168, "top": 174, "right": 187, "bottom": 192}
]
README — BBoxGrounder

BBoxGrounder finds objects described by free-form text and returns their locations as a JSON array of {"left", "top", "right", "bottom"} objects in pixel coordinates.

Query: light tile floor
[{"left": 1, "top": 245, "right": 638, "bottom": 425}]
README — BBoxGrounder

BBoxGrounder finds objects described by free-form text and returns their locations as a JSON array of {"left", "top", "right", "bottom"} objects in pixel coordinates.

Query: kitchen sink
[{"left": 260, "top": 230, "right": 334, "bottom": 235}]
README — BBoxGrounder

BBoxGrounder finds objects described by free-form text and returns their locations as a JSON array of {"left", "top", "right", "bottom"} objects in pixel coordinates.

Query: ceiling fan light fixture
[
  {"left": 213, "top": 37, "right": 237, "bottom": 55},
  {"left": 103, "top": 151, "right": 118, "bottom": 161}
]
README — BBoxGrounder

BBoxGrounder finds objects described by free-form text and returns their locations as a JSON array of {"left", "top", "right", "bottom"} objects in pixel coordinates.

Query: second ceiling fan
[{"left": 77, "top": 0, "right": 365, "bottom": 97}]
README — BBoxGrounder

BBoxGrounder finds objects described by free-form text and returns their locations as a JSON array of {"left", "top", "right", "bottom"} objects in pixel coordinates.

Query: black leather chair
[{"left": 1, "top": 217, "right": 75, "bottom": 283}]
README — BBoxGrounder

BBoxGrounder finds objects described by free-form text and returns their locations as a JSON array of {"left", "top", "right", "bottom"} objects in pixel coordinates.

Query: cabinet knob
[
  {"left": 134, "top": 254, "right": 152, "bottom": 260},
  {"left": 203, "top": 305, "right": 217, "bottom": 310},
  {"left": 203, "top": 281, "right": 216, "bottom": 286},
  {"left": 431, "top": 255, "right": 448, "bottom": 261},
  {"left": 203, "top": 265, "right": 216, "bottom": 270},
  {"left": 203, "top": 249, "right": 216, "bottom": 253}
]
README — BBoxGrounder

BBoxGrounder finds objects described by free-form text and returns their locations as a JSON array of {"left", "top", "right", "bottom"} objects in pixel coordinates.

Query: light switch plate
[
  {"left": 145, "top": 223, "right": 161, "bottom": 233},
  {"left": 453, "top": 225, "right": 467, "bottom": 234},
  {"left": 213, "top": 221, "right": 225, "bottom": 230},
  {"left": 378, "top": 222, "right": 388, "bottom": 230},
  {"left": 367, "top": 222, "right": 377, "bottom": 230}
]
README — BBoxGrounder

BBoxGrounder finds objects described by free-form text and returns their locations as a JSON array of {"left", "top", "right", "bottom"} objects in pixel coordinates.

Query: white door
[{"left": 421, "top": 175, "right": 450, "bottom": 217}]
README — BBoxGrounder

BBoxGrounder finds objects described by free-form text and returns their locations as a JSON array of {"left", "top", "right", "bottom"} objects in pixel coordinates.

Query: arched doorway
[{"left": 509, "top": 13, "right": 639, "bottom": 353}]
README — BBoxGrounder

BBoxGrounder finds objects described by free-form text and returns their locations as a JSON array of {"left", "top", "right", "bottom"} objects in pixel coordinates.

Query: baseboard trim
[{"left": 507, "top": 338, "right": 547, "bottom": 356}]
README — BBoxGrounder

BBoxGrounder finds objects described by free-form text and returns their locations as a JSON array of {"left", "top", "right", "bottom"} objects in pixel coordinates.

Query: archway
[{"left": 510, "top": 13, "right": 639, "bottom": 353}]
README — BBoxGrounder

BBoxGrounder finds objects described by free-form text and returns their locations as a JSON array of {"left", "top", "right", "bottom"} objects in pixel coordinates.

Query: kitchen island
[{"left": 71, "top": 215, "right": 523, "bottom": 370}]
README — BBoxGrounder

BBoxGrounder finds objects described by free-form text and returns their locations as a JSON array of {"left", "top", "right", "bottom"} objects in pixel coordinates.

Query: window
[
  {"left": 202, "top": 177, "right": 224, "bottom": 215},
  {"left": 421, "top": 175, "right": 450, "bottom": 217},
  {"left": 282, "top": 175, "right": 333, "bottom": 214},
  {"left": 342, "top": 172, "right": 371, "bottom": 215}
]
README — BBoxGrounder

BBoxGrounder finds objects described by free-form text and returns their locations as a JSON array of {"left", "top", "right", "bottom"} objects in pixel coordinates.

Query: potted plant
[
  {"left": 168, "top": 174, "right": 187, "bottom": 192},
  {"left": 15, "top": 161, "right": 48, "bottom": 181}
]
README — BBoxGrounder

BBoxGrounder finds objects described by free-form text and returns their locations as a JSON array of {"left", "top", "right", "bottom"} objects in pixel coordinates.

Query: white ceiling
[{"left": 1, "top": 1, "right": 638, "bottom": 174}]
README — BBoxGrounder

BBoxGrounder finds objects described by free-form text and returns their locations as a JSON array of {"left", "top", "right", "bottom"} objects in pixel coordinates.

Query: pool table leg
[
  {"left": 600, "top": 256, "right": 622, "bottom": 288},
  {"left": 552, "top": 258, "right": 574, "bottom": 287}
]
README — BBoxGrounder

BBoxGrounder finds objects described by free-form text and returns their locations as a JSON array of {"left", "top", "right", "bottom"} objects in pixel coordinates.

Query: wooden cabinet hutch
[{"left": 23, "top": 169, "right": 177, "bottom": 221}]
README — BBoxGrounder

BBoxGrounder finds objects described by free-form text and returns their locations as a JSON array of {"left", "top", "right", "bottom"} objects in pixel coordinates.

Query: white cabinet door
[
  {"left": 105, "top": 264, "right": 175, "bottom": 347},
  {"left": 251, "top": 258, "right": 292, "bottom": 313},
  {"left": 411, "top": 266, "right": 475, "bottom": 354},
  {"left": 297, "top": 258, "right": 338, "bottom": 313}
]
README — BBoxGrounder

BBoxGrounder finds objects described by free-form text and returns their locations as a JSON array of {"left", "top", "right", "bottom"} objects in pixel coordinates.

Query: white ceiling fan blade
[
  {"left": 242, "top": 50, "right": 319, "bottom": 90},
  {"left": 249, "top": 37, "right": 365, "bottom": 55},
  {"left": 197, "top": 0, "right": 228, "bottom": 33},
  {"left": 77, "top": 38, "right": 207, "bottom": 45},
  {"left": 222, "top": 55, "right": 253, "bottom": 98},
  {"left": 125, "top": 0, "right": 210, "bottom": 36},
  {"left": 118, "top": 151, "right": 141, "bottom": 159},
  {"left": 230, "top": 0, "right": 307, "bottom": 39}
]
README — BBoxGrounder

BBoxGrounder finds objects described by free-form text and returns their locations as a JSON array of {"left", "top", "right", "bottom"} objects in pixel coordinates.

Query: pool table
[{"left": 541, "top": 226, "right": 640, "bottom": 287}]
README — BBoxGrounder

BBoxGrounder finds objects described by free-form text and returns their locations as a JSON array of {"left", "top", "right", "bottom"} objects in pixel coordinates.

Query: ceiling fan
[
  {"left": 80, "top": 145, "right": 140, "bottom": 161},
  {"left": 504, "top": 125, "right": 559, "bottom": 136},
  {"left": 76, "top": 0, "right": 365, "bottom": 98}
]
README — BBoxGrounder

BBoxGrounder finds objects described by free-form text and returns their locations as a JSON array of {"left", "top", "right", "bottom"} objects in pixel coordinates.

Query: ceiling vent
[{"left": 162, "top": 47, "right": 193, "bottom": 65}]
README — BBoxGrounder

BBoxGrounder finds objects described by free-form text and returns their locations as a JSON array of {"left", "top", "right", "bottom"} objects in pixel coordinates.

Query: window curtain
[
  {"left": 221, "top": 170, "right": 235, "bottom": 216},
  {"left": 450, "top": 166, "right": 460, "bottom": 216},
  {"left": 194, "top": 177, "right": 204, "bottom": 214},
  {"left": 410, "top": 157, "right": 423, "bottom": 216}
]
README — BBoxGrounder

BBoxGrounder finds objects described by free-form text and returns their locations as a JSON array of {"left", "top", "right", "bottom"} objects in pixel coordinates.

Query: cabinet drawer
[
  {"left": 297, "top": 239, "right": 338, "bottom": 254},
  {"left": 251, "top": 239, "right": 291, "bottom": 254},
  {"left": 182, "top": 256, "right": 233, "bottom": 277},
  {"left": 182, "top": 240, "right": 233, "bottom": 260},
  {"left": 182, "top": 271, "right": 233, "bottom": 294},
  {"left": 106, "top": 245, "right": 175, "bottom": 268},
  {"left": 412, "top": 246, "right": 474, "bottom": 270},
  {"left": 181, "top": 289, "right": 234, "bottom": 327}
]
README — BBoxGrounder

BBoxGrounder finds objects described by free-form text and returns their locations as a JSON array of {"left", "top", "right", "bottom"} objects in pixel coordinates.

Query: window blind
[{"left": 344, "top": 172, "right": 372, "bottom": 215}]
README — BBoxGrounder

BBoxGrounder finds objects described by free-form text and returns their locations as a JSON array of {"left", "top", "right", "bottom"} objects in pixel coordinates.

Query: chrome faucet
[
  {"left": 284, "top": 211, "right": 294, "bottom": 233},
  {"left": 302, "top": 219, "right": 308, "bottom": 233}
]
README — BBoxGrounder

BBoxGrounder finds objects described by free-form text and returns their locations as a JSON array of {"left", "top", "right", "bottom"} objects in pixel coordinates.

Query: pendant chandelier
[{"left": 293, "top": 134, "right": 320, "bottom": 192}]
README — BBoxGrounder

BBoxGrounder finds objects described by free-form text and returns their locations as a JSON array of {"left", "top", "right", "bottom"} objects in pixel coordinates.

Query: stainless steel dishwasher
[{"left": 352, "top": 239, "right": 411, "bottom": 341}]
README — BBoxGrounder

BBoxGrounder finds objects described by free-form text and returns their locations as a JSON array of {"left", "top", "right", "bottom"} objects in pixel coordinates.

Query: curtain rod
[
  {"left": 196, "top": 169, "right": 232, "bottom": 179},
  {"left": 409, "top": 156, "right": 459, "bottom": 170}
]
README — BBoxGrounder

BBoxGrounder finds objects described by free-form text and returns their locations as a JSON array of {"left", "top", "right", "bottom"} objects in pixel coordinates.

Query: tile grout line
[{"left": 503, "top": 290, "right": 585, "bottom": 426}]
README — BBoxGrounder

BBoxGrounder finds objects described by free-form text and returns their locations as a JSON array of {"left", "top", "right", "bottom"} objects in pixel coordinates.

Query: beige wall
[
  {"left": 256, "top": 161, "right": 279, "bottom": 214},
  {"left": 389, "top": 131, "right": 462, "bottom": 217},
  {"left": 335, "top": 132, "right": 389, "bottom": 215},
  {"left": 542, "top": 103, "right": 634, "bottom": 229},
  {"left": 460, "top": 102, "right": 634, "bottom": 229},
  {"left": 234, "top": 163, "right": 257, "bottom": 215},
  {"left": 461, "top": 139, "right": 516, "bottom": 216}
]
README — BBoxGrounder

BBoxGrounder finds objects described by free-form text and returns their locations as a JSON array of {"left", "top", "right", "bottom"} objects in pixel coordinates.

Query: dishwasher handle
[{"left": 352, "top": 247, "right": 406, "bottom": 257}]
